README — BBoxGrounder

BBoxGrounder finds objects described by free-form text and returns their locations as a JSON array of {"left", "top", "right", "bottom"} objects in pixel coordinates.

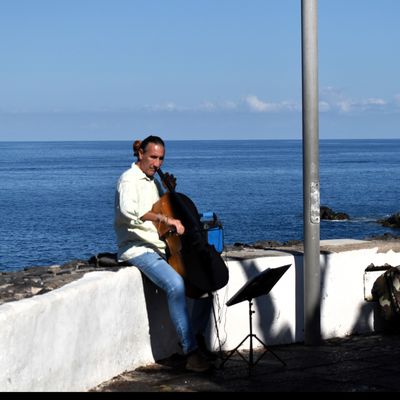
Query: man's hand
[{"left": 167, "top": 217, "right": 185, "bottom": 235}]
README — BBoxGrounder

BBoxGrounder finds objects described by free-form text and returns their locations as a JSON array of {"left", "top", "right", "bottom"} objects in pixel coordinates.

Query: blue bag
[{"left": 199, "top": 211, "right": 224, "bottom": 254}]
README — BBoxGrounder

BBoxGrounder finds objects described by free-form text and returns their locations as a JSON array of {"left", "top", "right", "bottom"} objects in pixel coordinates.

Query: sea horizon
[{"left": 1, "top": 137, "right": 399, "bottom": 143}]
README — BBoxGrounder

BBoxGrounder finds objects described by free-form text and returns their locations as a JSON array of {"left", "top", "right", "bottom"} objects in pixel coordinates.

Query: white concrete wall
[
  {"left": 210, "top": 253, "right": 298, "bottom": 351},
  {"left": 1, "top": 241, "right": 400, "bottom": 392},
  {"left": 0, "top": 268, "right": 179, "bottom": 392},
  {"left": 214, "top": 245, "right": 400, "bottom": 353}
]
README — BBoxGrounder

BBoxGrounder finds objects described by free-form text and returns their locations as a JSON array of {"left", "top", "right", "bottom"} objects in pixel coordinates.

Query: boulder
[
  {"left": 320, "top": 206, "right": 349, "bottom": 221},
  {"left": 378, "top": 212, "right": 400, "bottom": 229}
]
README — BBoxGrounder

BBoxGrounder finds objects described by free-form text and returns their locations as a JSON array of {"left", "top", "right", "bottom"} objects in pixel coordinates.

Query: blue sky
[{"left": 1, "top": 0, "right": 400, "bottom": 141}]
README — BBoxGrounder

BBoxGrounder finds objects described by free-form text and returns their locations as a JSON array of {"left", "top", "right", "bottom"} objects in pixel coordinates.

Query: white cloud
[
  {"left": 319, "top": 87, "right": 390, "bottom": 114},
  {"left": 6, "top": 89, "right": 396, "bottom": 116},
  {"left": 143, "top": 102, "right": 180, "bottom": 112},
  {"left": 245, "top": 95, "right": 271, "bottom": 112},
  {"left": 198, "top": 101, "right": 217, "bottom": 111},
  {"left": 319, "top": 101, "right": 331, "bottom": 112},
  {"left": 337, "top": 98, "right": 387, "bottom": 113},
  {"left": 197, "top": 100, "right": 239, "bottom": 111},
  {"left": 141, "top": 99, "right": 240, "bottom": 113},
  {"left": 363, "top": 98, "right": 386, "bottom": 106},
  {"left": 244, "top": 95, "right": 299, "bottom": 113},
  {"left": 337, "top": 100, "right": 354, "bottom": 113},
  {"left": 221, "top": 100, "right": 238, "bottom": 110}
]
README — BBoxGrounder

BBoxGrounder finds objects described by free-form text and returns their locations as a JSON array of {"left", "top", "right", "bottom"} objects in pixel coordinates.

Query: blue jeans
[{"left": 128, "top": 251, "right": 212, "bottom": 354}]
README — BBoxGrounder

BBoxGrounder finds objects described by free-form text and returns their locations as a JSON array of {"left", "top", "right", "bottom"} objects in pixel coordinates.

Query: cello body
[{"left": 151, "top": 172, "right": 229, "bottom": 298}]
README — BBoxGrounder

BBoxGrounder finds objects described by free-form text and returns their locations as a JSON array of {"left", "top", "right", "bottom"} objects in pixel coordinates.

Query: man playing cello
[{"left": 114, "top": 135, "right": 214, "bottom": 372}]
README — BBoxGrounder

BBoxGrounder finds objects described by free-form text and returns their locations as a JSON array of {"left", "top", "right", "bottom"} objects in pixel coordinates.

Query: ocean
[{"left": 1, "top": 139, "right": 399, "bottom": 272}]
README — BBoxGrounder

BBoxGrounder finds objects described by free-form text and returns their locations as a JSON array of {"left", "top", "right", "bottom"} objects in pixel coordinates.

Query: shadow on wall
[
  {"left": 139, "top": 272, "right": 224, "bottom": 360},
  {"left": 140, "top": 271, "right": 229, "bottom": 359},
  {"left": 139, "top": 255, "right": 306, "bottom": 359},
  {"left": 293, "top": 254, "right": 305, "bottom": 342},
  {"left": 140, "top": 275, "right": 181, "bottom": 361},
  {"left": 232, "top": 259, "right": 298, "bottom": 346}
]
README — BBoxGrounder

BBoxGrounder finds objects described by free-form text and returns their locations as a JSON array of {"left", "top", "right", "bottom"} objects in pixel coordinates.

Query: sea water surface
[{"left": 1, "top": 139, "right": 399, "bottom": 271}]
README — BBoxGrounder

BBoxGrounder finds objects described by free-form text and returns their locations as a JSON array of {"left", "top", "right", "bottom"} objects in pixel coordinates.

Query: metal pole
[{"left": 301, "top": 0, "right": 321, "bottom": 345}]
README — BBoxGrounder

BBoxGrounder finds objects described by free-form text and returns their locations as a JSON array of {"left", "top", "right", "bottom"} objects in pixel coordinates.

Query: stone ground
[{"left": 91, "top": 332, "right": 400, "bottom": 392}]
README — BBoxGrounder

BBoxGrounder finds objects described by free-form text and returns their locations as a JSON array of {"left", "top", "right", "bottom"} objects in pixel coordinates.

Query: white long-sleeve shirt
[{"left": 114, "top": 163, "right": 166, "bottom": 261}]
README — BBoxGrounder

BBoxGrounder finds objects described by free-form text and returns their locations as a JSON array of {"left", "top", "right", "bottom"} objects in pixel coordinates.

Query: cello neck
[{"left": 156, "top": 168, "right": 176, "bottom": 193}]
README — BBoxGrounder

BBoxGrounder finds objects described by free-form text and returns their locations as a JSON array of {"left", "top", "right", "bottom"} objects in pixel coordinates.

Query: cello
[{"left": 151, "top": 168, "right": 229, "bottom": 298}]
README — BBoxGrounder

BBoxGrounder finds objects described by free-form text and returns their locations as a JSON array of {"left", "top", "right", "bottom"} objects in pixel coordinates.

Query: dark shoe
[
  {"left": 185, "top": 349, "right": 212, "bottom": 372},
  {"left": 196, "top": 334, "right": 218, "bottom": 361}
]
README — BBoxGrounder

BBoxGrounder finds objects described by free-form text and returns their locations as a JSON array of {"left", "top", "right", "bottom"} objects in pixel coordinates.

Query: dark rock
[
  {"left": 378, "top": 212, "right": 400, "bottom": 229},
  {"left": 366, "top": 232, "right": 400, "bottom": 241},
  {"left": 320, "top": 206, "right": 350, "bottom": 220},
  {"left": 60, "top": 259, "right": 90, "bottom": 270},
  {"left": 251, "top": 240, "right": 283, "bottom": 249},
  {"left": 283, "top": 239, "right": 303, "bottom": 246}
]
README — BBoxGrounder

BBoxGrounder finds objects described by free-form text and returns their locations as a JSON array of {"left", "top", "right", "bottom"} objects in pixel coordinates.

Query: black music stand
[{"left": 220, "top": 264, "right": 291, "bottom": 373}]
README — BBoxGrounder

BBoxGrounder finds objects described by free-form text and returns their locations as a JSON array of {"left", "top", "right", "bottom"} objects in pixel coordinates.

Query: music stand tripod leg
[
  {"left": 221, "top": 265, "right": 291, "bottom": 371},
  {"left": 220, "top": 300, "right": 286, "bottom": 370},
  {"left": 219, "top": 333, "right": 251, "bottom": 368},
  {"left": 247, "top": 300, "right": 286, "bottom": 367},
  {"left": 219, "top": 300, "right": 256, "bottom": 369},
  {"left": 251, "top": 334, "right": 286, "bottom": 366}
]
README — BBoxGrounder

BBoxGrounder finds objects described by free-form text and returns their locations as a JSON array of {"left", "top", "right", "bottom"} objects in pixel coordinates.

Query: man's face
[{"left": 137, "top": 143, "right": 165, "bottom": 177}]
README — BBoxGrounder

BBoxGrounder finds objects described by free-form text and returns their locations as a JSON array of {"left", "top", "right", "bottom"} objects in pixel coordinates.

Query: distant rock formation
[
  {"left": 320, "top": 206, "right": 350, "bottom": 221},
  {"left": 378, "top": 212, "right": 400, "bottom": 229}
]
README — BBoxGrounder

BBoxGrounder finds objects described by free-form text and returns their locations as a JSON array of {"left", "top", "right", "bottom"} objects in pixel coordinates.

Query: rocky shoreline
[
  {"left": 1, "top": 233, "right": 400, "bottom": 307},
  {"left": 0, "top": 255, "right": 133, "bottom": 307},
  {"left": 320, "top": 207, "right": 400, "bottom": 228},
  {"left": 1, "top": 206, "right": 399, "bottom": 307}
]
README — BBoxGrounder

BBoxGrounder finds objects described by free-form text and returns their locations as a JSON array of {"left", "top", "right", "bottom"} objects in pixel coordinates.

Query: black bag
[{"left": 88, "top": 252, "right": 130, "bottom": 268}]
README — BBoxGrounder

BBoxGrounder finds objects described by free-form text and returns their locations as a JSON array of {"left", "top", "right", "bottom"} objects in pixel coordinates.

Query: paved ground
[{"left": 91, "top": 332, "right": 400, "bottom": 392}]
